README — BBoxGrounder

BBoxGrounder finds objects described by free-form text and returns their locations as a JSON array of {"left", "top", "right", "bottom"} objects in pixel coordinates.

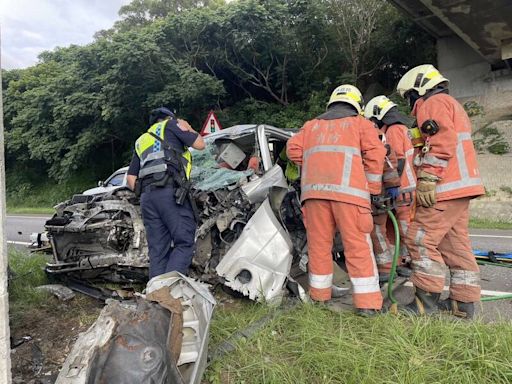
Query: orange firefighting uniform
[
  {"left": 287, "top": 107, "right": 386, "bottom": 309},
  {"left": 405, "top": 92, "right": 485, "bottom": 302},
  {"left": 371, "top": 124, "right": 416, "bottom": 273}
]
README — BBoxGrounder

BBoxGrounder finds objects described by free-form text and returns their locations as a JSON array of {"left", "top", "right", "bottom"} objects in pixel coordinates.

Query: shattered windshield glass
[{"left": 190, "top": 142, "right": 253, "bottom": 191}]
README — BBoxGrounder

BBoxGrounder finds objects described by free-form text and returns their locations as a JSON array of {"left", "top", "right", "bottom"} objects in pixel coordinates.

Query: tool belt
[{"left": 136, "top": 172, "right": 199, "bottom": 222}]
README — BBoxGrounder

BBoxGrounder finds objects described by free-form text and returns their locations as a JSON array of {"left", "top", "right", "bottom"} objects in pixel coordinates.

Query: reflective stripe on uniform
[
  {"left": 351, "top": 275, "right": 380, "bottom": 294},
  {"left": 399, "top": 220, "right": 409, "bottom": 234},
  {"left": 436, "top": 132, "right": 481, "bottom": 194},
  {"left": 423, "top": 154, "right": 448, "bottom": 167},
  {"left": 351, "top": 234, "right": 380, "bottom": 293},
  {"left": 403, "top": 148, "right": 416, "bottom": 190},
  {"left": 374, "top": 224, "right": 392, "bottom": 264},
  {"left": 383, "top": 170, "right": 399, "bottom": 181},
  {"left": 309, "top": 273, "right": 333, "bottom": 289},
  {"left": 405, "top": 148, "right": 415, "bottom": 157},
  {"left": 436, "top": 177, "right": 483, "bottom": 193},
  {"left": 140, "top": 150, "right": 165, "bottom": 167},
  {"left": 302, "top": 145, "right": 362, "bottom": 199},
  {"left": 302, "top": 184, "right": 370, "bottom": 200},
  {"left": 365, "top": 172, "right": 382, "bottom": 182},
  {"left": 404, "top": 161, "right": 416, "bottom": 189},
  {"left": 303, "top": 145, "right": 361, "bottom": 158},
  {"left": 411, "top": 227, "right": 446, "bottom": 278},
  {"left": 375, "top": 225, "right": 388, "bottom": 253},
  {"left": 375, "top": 251, "right": 393, "bottom": 265},
  {"left": 450, "top": 269, "right": 480, "bottom": 287},
  {"left": 139, "top": 163, "right": 167, "bottom": 178}
]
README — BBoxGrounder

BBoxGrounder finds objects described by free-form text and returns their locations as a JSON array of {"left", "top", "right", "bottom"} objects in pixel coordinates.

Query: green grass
[
  {"left": 8, "top": 247, "right": 102, "bottom": 329},
  {"left": 206, "top": 303, "right": 512, "bottom": 384},
  {"left": 8, "top": 247, "right": 52, "bottom": 320},
  {"left": 6, "top": 174, "right": 96, "bottom": 214},
  {"left": 469, "top": 218, "right": 512, "bottom": 230},
  {"left": 209, "top": 300, "right": 274, "bottom": 350}
]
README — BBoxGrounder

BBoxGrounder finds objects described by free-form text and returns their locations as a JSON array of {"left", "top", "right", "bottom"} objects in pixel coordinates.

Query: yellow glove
[{"left": 416, "top": 170, "right": 440, "bottom": 208}]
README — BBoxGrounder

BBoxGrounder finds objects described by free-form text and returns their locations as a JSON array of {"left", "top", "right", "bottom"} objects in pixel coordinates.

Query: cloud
[{"left": 0, "top": 0, "right": 132, "bottom": 69}]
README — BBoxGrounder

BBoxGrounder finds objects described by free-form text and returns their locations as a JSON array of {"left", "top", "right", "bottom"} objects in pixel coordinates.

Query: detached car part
[{"left": 56, "top": 272, "right": 215, "bottom": 384}]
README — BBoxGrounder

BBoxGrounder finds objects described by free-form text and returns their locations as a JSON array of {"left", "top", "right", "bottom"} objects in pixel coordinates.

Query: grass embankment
[
  {"left": 6, "top": 176, "right": 95, "bottom": 214},
  {"left": 8, "top": 247, "right": 100, "bottom": 326},
  {"left": 8, "top": 248, "right": 512, "bottom": 383},
  {"left": 469, "top": 218, "right": 512, "bottom": 230},
  {"left": 207, "top": 302, "right": 512, "bottom": 383},
  {"left": 8, "top": 248, "right": 52, "bottom": 320}
]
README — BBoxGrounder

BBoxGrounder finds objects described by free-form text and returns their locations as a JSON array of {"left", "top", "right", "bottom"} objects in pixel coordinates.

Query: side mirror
[{"left": 98, "top": 180, "right": 104, "bottom": 187}]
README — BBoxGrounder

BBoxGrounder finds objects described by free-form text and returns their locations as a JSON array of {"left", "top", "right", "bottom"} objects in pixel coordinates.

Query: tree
[
  {"left": 115, "top": 0, "right": 225, "bottom": 30},
  {"left": 325, "top": 0, "right": 386, "bottom": 82},
  {"left": 2, "top": 0, "right": 435, "bottom": 187}
]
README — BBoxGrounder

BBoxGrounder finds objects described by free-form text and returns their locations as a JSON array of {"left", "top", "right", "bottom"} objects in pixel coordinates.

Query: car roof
[
  {"left": 118, "top": 124, "right": 297, "bottom": 169},
  {"left": 204, "top": 124, "right": 296, "bottom": 141}
]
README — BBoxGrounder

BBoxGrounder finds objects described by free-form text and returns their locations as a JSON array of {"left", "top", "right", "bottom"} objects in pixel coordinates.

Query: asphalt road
[
  {"left": 5, "top": 214, "right": 512, "bottom": 320},
  {"left": 6, "top": 214, "right": 50, "bottom": 245},
  {"left": 7, "top": 214, "right": 512, "bottom": 248}
]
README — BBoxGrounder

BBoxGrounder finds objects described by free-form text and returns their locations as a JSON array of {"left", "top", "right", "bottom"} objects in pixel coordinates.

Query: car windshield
[
  {"left": 106, "top": 173, "right": 125, "bottom": 187},
  {"left": 191, "top": 140, "right": 254, "bottom": 191}
]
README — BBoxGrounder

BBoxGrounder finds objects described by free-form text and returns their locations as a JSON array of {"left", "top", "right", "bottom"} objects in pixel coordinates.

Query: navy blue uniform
[{"left": 128, "top": 119, "right": 199, "bottom": 278}]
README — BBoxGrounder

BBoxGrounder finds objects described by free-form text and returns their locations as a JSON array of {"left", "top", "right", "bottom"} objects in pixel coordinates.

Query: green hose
[
  {"left": 477, "top": 260, "right": 512, "bottom": 269},
  {"left": 386, "top": 210, "right": 401, "bottom": 312},
  {"left": 481, "top": 294, "right": 512, "bottom": 302}
]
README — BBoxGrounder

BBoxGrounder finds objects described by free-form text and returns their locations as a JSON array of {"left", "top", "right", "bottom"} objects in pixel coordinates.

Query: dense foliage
[{"left": 2, "top": 0, "right": 435, "bottom": 191}]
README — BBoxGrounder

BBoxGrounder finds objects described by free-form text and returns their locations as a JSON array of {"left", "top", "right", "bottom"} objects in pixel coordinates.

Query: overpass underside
[{"left": 390, "top": 0, "right": 512, "bottom": 113}]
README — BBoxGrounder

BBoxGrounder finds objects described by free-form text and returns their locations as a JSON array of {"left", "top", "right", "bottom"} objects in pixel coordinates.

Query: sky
[{"left": 1, "top": 0, "right": 132, "bottom": 69}]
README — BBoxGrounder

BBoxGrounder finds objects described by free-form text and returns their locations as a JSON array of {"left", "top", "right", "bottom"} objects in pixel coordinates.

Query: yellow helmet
[
  {"left": 327, "top": 84, "right": 363, "bottom": 114},
  {"left": 364, "top": 95, "right": 396, "bottom": 121},
  {"left": 396, "top": 64, "right": 449, "bottom": 97}
]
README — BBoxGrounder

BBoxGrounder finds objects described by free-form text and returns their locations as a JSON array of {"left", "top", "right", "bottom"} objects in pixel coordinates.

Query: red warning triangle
[{"left": 200, "top": 110, "right": 223, "bottom": 136}]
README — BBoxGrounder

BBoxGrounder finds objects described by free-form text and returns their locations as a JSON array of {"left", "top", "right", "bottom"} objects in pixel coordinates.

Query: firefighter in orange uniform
[
  {"left": 397, "top": 65, "right": 485, "bottom": 318},
  {"left": 364, "top": 96, "right": 416, "bottom": 280},
  {"left": 287, "top": 84, "right": 387, "bottom": 316}
]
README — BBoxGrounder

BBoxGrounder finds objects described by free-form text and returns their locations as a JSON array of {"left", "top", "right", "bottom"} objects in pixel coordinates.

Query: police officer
[{"left": 127, "top": 107, "right": 205, "bottom": 279}]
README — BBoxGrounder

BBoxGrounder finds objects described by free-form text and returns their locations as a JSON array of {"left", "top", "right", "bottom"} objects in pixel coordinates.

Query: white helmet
[
  {"left": 396, "top": 64, "right": 449, "bottom": 97},
  {"left": 327, "top": 84, "right": 363, "bottom": 114},
  {"left": 364, "top": 95, "right": 396, "bottom": 121}
]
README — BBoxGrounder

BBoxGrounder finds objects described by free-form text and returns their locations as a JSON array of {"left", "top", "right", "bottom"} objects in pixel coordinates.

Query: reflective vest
[
  {"left": 382, "top": 124, "right": 416, "bottom": 193},
  {"left": 135, "top": 120, "right": 192, "bottom": 182},
  {"left": 377, "top": 130, "right": 401, "bottom": 189},
  {"left": 287, "top": 116, "right": 386, "bottom": 209},
  {"left": 413, "top": 94, "right": 484, "bottom": 201},
  {"left": 279, "top": 148, "right": 300, "bottom": 181}
]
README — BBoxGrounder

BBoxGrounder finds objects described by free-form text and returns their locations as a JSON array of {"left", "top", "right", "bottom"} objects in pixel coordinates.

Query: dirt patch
[{"left": 10, "top": 295, "right": 102, "bottom": 384}]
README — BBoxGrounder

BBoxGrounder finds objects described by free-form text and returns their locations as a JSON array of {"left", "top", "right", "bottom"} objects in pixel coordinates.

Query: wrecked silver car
[{"left": 44, "top": 125, "right": 307, "bottom": 302}]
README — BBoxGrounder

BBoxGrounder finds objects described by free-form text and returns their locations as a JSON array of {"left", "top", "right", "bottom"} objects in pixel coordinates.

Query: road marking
[
  {"left": 7, "top": 241, "right": 31, "bottom": 246},
  {"left": 469, "top": 234, "right": 512, "bottom": 239},
  {"left": 403, "top": 282, "right": 512, "bottom": 297}
]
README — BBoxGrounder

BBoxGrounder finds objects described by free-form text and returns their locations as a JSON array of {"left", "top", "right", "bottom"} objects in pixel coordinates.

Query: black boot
[
  {"left": 402, "top": 288, "right": 441, "bottom": 315},
  {"left": 396, "top": 265, "right": 412, "bottom": 278},
  {"left": 379, "top": 273, "right": 389, "bottom": 284},
  {"left": 438, "top": 299, "right": 475, "bottom": 319},
  {"left": 356, "top": 308, "right": 379, "bottom": 317}
]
